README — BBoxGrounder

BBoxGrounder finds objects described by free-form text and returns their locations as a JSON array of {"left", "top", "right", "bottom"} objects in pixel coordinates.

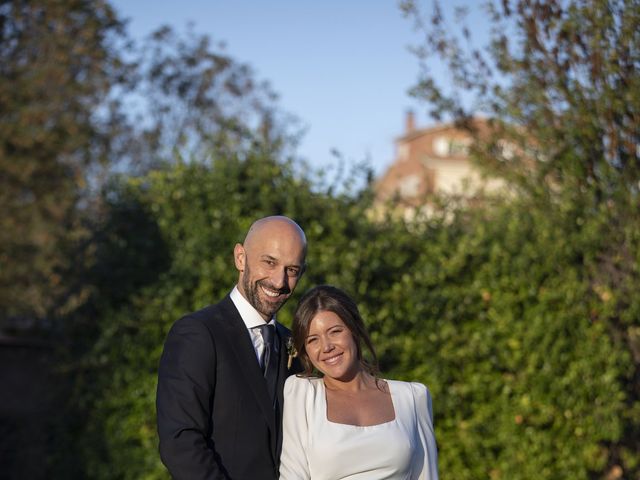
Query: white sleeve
[
  {"left": 279, "top": 376, "right": 311, "bottom": 480},
  {"left": 412, "top": 382, "right": 439, "bottom": 480}
]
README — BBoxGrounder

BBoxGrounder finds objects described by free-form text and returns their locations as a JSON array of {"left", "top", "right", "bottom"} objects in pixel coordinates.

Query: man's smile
[{"left": 260, "top": 285, "right": 283, "bottom": 298}]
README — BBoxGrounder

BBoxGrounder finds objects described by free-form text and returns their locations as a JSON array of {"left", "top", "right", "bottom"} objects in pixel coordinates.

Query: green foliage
[
  {"left": 0, "top": 0, "right": 288, "bottom": 331},
  {"left": 386, "top": 202, "right": 632, "bottom": 479},
  {"left": 62, "top": 145, "right": 375, "bottom": 478},
  {"left": 400, "top": 0, "right": 640, "bottom": 477},
  {"left": 0, "top": 0, "right": 128, "bottom": 325},
  {"left": 5, "top": 1, "right": 637, "bottom": 479},
  {"left": 401, "top": 0, "right": 639, "bottom": 203},
  {"left": 65, "top": 149, "right": 638, "bottom": 479}
]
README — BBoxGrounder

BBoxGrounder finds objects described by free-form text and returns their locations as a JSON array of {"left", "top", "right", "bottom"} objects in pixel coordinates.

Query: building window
[
  {"left": 433, "top": 136, "right": 470, "bottom": 156},
  {"left": 398, "top": 174, "right": 422, "bottom": 198},
  {"left": 433, "top": 136, "right": 450, "bottom": 156}
]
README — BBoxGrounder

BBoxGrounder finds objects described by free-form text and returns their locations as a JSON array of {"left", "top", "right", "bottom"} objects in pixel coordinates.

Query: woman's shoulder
[
  {"left": 387, "top": 379, "right": 428, "bottom": 393},
  {"left": 284, "top": 375, "right": 323, "bottom": 396},
  {"left": 387, "top": 379, "right": 432, "bottom": 404}
]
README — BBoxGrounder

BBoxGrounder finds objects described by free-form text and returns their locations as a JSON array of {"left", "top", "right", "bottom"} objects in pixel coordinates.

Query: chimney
[{"left": 405, "top": 110, "right": 415, "bottom": 134}]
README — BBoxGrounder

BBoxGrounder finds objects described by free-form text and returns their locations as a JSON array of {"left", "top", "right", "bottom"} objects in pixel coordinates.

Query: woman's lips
[{"left": 322, "top": 352, "right": 343, "bottom": 365}]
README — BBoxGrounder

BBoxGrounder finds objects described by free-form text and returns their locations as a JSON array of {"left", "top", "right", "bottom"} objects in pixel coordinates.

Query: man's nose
[{"left": 270, "top": 268, "right": 287, "bottom": 289}]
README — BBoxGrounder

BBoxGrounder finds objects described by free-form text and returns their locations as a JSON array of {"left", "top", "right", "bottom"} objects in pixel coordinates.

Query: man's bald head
[
  {"left": 242, "top": 216, "right": 307, "bottom": 258},
  {"left": 234, "top": 216, "right": 307, "bottom": 320}
]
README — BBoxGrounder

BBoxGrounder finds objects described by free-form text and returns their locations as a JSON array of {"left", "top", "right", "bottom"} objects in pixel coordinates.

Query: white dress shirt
[{"left": 230, "top": 286, "right": 276, "bottom": 366}]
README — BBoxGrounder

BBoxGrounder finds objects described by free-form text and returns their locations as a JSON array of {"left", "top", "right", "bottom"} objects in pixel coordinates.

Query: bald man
[{"left": 157, "top": 216, "right": 307, "bottom": 480}]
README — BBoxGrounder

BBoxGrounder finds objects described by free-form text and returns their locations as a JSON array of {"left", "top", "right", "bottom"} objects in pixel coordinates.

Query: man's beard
[{"left": 242, "top": 265, "right": 290, "bottom": 319}]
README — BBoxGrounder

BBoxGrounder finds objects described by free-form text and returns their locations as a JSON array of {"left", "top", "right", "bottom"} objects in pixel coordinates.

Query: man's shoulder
[
  {"left": 176, "top": 295, "right": 238, "bottom": 330},
  {"left": 275, "top": 321, "right": 292, "bottom": 336}
]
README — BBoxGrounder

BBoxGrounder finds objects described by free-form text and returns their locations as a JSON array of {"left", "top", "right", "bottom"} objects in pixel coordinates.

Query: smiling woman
[
  {"left": 279, "top": 285, "right": 439, "bottom": 480},
  {"left": 304, "top": 310, "right": 360, "bottom": 382},
  {"left": 292, "top": 285, "right": 378, "bottom": 380}
]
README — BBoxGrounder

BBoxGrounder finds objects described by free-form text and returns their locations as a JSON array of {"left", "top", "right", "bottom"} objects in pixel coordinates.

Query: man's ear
[{"left": 233, "top": 243, "right": 245, "bottom": 271}]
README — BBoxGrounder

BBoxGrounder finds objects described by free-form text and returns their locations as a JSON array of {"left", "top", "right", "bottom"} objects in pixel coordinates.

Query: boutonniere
[{"left": 286, "top": 337, "right": 298, "bottom": 369}]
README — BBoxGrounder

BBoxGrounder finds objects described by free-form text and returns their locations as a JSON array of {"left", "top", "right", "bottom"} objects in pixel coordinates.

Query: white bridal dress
[{"left": 279, "top": 376, "right": 439, "bottom": 480}]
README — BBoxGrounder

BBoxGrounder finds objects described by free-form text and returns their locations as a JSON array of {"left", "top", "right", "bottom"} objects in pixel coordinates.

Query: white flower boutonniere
[{"left": 286, "top": 337, "right": 298, "bottom": 369}]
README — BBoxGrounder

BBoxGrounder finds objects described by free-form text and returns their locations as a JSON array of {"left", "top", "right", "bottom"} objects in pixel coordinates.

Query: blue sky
[{"left": 109, "top": 1, "right": 475, "bottom": 176}]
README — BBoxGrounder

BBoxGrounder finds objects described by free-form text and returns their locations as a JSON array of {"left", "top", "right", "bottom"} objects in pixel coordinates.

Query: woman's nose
[{"left": 321, "top": 338, "right": 334, "bottom": 352}]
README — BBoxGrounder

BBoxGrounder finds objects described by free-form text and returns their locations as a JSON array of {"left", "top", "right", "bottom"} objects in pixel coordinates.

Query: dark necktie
[{"left": 258, "top": 323, "right": 278, "bottom": 406}]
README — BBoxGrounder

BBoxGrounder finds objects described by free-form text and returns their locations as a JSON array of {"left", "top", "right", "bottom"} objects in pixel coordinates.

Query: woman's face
[{"left": 304, "top": 310, "right": 359, "bottom": 381}]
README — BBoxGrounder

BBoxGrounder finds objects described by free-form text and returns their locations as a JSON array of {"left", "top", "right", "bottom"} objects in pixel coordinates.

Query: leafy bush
[{"left": 61, "top": 149, "right": 638, "bottom": 479}]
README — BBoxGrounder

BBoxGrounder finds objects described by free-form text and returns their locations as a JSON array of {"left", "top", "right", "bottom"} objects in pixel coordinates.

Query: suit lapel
[
  {"left": 274, "top": 323, "right": 293, "bottom": 461},
  {"left": 217, "top": 297, "right": 277, "bottom": 456},
  {"left": 275, "top": 323, "right": 291, "bottom": 415}
]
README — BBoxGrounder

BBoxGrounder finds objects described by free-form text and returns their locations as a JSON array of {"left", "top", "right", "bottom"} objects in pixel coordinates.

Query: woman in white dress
[{"left": 279, "top": 285, "right": 438, "bottom": 480}]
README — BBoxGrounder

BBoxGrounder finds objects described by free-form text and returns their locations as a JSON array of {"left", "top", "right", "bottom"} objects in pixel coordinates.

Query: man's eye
[{"left": 287, "top": 268, "right": 299, "bottom": 276}]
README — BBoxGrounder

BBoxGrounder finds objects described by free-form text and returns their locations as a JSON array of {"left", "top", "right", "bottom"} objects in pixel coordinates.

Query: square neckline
[{"left": 319, "top": 378, "right": 398, "bottom": 428}]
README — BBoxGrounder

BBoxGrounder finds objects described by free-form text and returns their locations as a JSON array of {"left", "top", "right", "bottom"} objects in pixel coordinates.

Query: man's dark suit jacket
[{"left": 156, "top": 294, "right": 299, "bottom": 480}]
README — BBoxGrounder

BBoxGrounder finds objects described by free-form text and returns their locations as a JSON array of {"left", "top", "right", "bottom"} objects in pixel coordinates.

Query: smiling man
[{"left": 157, "top": 216, "right": 306, "bottom": 480}]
